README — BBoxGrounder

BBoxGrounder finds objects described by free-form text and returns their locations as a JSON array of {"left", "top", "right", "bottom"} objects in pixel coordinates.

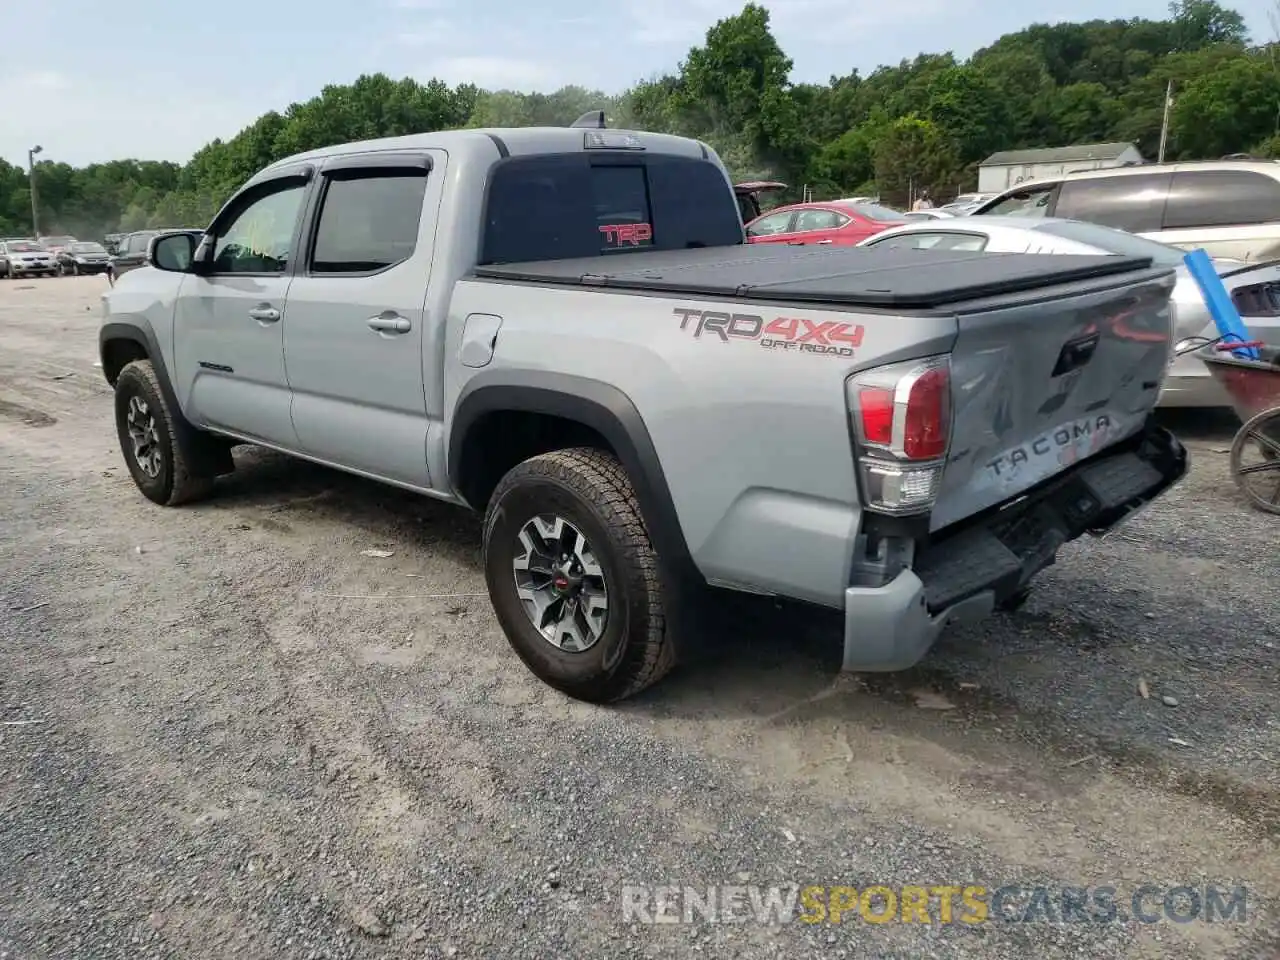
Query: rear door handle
[
  {"left": 367, "top": 314, "right": 411, "bottom": 334},
  {"left": 249, "top": 305, "right": 280, "bottom": 323},
  {"left": 816, "top": 239, "right": 833, "bottom": 244}
]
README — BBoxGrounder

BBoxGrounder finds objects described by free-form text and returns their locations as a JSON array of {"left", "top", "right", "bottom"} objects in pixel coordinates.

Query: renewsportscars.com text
[{"left": 620, "top": 883, "right": 1249, "bottom": 925}]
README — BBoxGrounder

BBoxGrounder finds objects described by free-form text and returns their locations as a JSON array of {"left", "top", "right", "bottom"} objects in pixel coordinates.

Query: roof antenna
[{"left": 570, "top": 110, "right": 607, "bottom": 129}]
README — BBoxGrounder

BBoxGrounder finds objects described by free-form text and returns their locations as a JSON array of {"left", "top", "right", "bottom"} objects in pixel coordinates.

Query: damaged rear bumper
[{"left": 840, "top": 415, "right": 1187, "bottom": 672}]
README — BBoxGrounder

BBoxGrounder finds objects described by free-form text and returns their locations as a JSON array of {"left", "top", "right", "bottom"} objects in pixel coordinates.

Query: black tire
[
  {"left": 483, "top": 447, "right": 676, "bottom": 703},
  {"left": 114, "top": 359, "right": 216, "bottom": 506}
]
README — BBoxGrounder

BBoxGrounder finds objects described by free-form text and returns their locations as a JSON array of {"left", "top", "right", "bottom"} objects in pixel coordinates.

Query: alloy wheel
[
  {"left": 126, "top": 394, "right": 163, "bottom": 479},
  {"left": 512, "top": 514, "right": 609, "bottom": 652}
]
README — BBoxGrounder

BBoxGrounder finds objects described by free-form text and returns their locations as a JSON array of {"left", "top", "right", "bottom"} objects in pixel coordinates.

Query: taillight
[{"left": 847, "top": 357, "right": 951, "bottom": 515}]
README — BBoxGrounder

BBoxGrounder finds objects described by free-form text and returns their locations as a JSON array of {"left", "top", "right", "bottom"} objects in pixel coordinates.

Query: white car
[
  {"left": 858, "top": 216, "right": 1280, "bottom": 409},
  {"left": 901, "top": 209, "right": 957, "bottom": 221}
]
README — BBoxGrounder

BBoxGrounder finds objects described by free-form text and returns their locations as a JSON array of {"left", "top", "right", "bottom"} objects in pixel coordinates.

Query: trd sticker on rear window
[
  {"left": 599, "top": 223, "right": 653, "bottom": 249},
  {"left": 673, "top": 307, "right": 862, "bottom": 358}
]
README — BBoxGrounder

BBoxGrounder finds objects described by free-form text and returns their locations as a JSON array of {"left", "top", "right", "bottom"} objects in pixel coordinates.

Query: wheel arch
[
  {"left": 99, "top": 320, "right": 233, "bottom": 477},
  {"left": 449, "top": 372, "right": 698, "bottom": 582}
]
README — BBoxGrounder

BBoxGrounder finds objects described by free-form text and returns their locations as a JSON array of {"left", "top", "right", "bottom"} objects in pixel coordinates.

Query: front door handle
[
  {"left": 249, "top": 305, "right": 280, "bottom": 323},
  {"left": 787, "top": 240, "right": 806, "bottom": 245},
  {"left": 367, "top": 314, "right": 411, "bottom": 334},
  {"left": 816, "top": 239, "right": 833, "bottom": 244}
]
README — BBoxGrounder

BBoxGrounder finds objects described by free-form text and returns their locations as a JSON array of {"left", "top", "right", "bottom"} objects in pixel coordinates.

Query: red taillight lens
[
  {"left": 858, "top": 387, "right": 895, "bottom": 445},
  {"left": 902, "top": 366, "right": 950, "bottom": 460}
]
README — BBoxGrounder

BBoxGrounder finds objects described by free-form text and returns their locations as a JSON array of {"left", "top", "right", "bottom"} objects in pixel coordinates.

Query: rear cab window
[{"left": 480, "top": 152, "right": 744, "bottom": 264}]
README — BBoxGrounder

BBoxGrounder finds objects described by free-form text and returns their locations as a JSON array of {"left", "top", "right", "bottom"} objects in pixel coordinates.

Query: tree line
[{"left": 1, "top": 0, "right": 1274, "bottom": 239}]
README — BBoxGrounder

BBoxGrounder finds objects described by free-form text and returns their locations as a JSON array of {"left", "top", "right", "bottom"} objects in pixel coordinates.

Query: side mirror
[{"left": 150, "top": 233, "right": 197, "bottom": 273}]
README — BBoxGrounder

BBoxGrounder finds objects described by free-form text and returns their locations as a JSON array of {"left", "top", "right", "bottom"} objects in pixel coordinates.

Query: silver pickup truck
[{"left": 99, "top": 122, "right": 1187, "bottom": 702}]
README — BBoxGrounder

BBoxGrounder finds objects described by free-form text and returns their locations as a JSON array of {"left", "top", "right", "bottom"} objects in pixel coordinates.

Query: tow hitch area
[{"left": 914, "top": 419, "right": 1186, "bottom": 613}]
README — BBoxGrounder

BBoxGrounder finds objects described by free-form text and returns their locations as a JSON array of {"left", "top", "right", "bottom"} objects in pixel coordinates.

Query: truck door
[
  {"left": 172, "top": 173, "right": 310, "bottom": 447},
  {"left": 282, "top": 151, "right": 443, "bottom": 488}
]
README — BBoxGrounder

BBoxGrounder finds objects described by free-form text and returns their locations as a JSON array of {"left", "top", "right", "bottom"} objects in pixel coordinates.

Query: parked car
[
  {"left": 109, "top": 228, "right": 203, "bottom": 285},
  {"left": 734, "top": 181, "right": 786, "bottom": 225},
  {"left": 0, "top": 239, "right": 57, "bottom": 278},
  {"left": 902, "top": 209, "right": 957, "bottom": 221},
  {"left": 57, "top": 240, "right": 112, "bottom": 276},
  {"left": 859, "top": 215, "right": 1279, "bottom": 408},
  {"left": 100, "top": 124, "right": 1185, "bottom": 702},
  {"left": 745, "top": 200, "right": 907, "bottom": 245},
  {"left": 970, "top": 159, "right": 1280, "bottom": 262},
  {"left": 39, "top": 235, "right": 77, "bottom": 256},
  {"left": 947, "top": 192, "right": 996, "bottom": 208}
]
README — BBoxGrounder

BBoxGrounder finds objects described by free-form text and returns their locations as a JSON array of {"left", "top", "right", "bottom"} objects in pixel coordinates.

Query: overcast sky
[{"left": 2, "top": 0, "right": 1275, "bottom": 168}]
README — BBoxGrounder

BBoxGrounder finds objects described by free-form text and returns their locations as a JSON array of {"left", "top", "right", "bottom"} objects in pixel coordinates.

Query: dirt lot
[{"left": 0, "top": 275, "right": 1277, "bottom": 959}]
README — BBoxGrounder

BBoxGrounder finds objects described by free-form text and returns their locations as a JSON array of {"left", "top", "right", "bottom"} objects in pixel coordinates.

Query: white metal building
[{"left": 978, "top": 143, "right": 1144, "bottom": 193}]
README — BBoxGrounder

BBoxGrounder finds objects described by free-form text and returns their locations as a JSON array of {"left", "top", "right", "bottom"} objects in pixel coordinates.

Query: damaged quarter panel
[{"left": 444, "top": 279, "right": 956, "bottom": 608}]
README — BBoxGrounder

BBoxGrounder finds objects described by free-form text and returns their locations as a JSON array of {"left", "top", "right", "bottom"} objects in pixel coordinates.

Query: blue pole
[{"left": 1182, "top": 248, "right": 1260, "bottom": 360}]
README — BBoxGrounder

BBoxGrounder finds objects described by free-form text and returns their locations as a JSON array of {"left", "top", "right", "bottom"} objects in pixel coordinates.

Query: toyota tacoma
[{"left": 99, "top": 121, "right": 1187, "bottom": 702}]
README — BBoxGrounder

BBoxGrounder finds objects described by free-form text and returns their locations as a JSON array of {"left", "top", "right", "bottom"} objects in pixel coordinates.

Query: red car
[{"left": 745, "top": 200, "right": 907, "bottom": 246}]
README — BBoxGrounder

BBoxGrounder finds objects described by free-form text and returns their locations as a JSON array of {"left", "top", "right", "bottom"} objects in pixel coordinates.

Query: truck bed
[{"left": 472, "top": 245, "right": 1162, "bottom": 310}]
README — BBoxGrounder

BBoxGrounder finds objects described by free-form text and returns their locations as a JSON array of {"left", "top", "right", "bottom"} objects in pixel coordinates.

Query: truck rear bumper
[{"left": 840, "top": 416, "right": 1187, "bottom": 672}]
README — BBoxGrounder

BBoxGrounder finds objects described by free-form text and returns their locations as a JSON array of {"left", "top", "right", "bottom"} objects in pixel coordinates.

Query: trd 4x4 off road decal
[{"left": 673, "top": 307, "right": 862, "bottom": 358}]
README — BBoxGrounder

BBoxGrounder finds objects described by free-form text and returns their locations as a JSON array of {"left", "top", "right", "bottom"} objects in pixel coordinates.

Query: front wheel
[
  {"left": 483, "top": 447, "right": 676, "bottom": 703},
  {"left": 114, "top": 360, "right": 215, "bottom": 506}
]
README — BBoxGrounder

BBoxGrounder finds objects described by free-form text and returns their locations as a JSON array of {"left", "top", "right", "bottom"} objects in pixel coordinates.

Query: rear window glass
[
  {"left": 843, "top": 203, "right": 905, "bottom": 222},
  {"left": 480, "top": 153, "right": 743, "bottom": 264}
]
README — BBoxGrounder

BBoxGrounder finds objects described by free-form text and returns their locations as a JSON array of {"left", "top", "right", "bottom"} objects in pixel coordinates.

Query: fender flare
[
  {"left": 449, "top": 370, "right": 698, "bottom": 581},
  {"left": 99, "top": 321, "right": 232, "bottom": 476}
]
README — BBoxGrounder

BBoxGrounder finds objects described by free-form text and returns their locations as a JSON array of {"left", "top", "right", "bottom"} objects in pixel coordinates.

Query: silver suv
[{"left": 972, "top": 159, "right": 1280, "bottom": 262}]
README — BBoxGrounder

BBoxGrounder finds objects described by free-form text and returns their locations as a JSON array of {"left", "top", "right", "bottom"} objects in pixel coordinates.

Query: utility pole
[
  {"left": 1157, "top": 81, "right": 1173, "bottom": 163},
  {"left": 27, "top": 145, "right": 43, "bottom": 237}
]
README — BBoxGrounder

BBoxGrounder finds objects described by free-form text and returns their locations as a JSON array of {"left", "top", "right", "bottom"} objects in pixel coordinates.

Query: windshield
[
  {"left": 70, "top": 242, "right": 106, "bottom": 253},
  {"left": 7, "top": 241, "right": 44, "bottom": 252},
  {"left": 43, "top": 236, "right": 75, "bottom": 246},
  {"left": 843, "top": 203, "right": 906, "bottom": 222},
  {"left": 1033, "top": 220, "right": 1185, "bottom": 267}
]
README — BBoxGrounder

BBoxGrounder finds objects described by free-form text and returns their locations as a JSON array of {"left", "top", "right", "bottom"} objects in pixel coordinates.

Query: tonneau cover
[{"left": 472, "top": 245, "right": 1161, "bottom": 310}]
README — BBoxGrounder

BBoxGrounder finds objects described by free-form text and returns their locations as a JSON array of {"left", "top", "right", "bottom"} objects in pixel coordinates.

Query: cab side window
[
  {"left": 212, "top": 181, "right": 307, "bottom": 274},
  {"left": 310, "top": 171, "right": 427, "bottom": 274},
  {"left": 1163, "top": 170, "right": 1280, "bottom": 229},
  {"left": 1053, "top": 173, "right": 1172, "bottom": 233}
]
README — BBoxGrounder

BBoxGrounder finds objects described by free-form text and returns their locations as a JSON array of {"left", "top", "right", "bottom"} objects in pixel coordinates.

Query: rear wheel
[
  {"left": 114, "top": 360, "right": 216, "bottom": 506},
  {"left": 483, "top": 447, "right": 675, "bottom": 703}
]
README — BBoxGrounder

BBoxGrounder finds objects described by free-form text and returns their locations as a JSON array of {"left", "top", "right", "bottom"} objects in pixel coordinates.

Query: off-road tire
[
  {"left": 114, "top": 359, "right": 216, "bottom": 506},
  {"left": 483, "top": 447, "right": 676, "bottom": 703}
]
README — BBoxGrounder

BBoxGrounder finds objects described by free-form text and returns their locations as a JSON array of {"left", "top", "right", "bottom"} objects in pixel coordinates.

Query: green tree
[
  {"left": 1168, "top": 53, "right": 1280, "bottom": 156},
  {"left": 873, "top": 114, "right": 960, "bottom": 205}
]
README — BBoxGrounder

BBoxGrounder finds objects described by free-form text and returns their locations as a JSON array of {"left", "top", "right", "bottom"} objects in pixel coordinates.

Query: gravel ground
[{"left": 0, "top": 275, "right": 1277, "bottom": 959}]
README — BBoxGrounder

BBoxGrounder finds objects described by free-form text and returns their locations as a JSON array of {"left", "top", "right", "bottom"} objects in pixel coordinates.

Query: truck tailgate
[{"left": 929, "top": 267, "right": 1176, "bottom": 532}]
